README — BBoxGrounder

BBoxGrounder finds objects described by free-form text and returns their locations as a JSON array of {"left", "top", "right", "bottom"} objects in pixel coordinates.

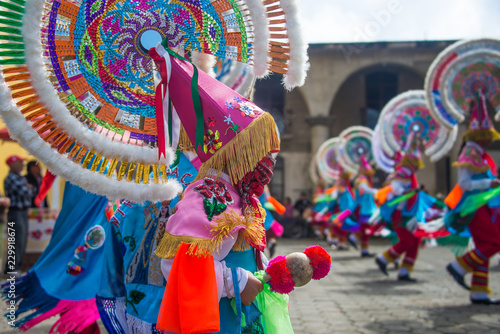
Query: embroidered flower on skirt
[{"left": 194, "top": 178, "right": 234, "bottom": 220}]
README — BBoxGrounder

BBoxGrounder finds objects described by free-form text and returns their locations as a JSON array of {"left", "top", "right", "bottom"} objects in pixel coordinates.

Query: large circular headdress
[
  {"left": 425, "top": 39, "right": 500, "bottom": 127},
  {"left": 372, "top": 124, "right": 394, "bottom": 173},
  {"left": 378, "top": 90, "right": 457, "bottom": 164},
  {"left": 309, "top": 156, "right": 321, "bottom": 185},
  {"left": 315, "top": 137, "right": 341, "bottom": 184},
  {"left": 337, "top": 126, "right": 374, "bottom": 175},
  {"left": 0, "top": 0, "right": 308, "bottom": 202}
]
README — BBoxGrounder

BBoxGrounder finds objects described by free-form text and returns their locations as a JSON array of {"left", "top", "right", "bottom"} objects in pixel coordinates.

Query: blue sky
[{"left": 297, "top": 0, "right": 500, "bottom": 44}]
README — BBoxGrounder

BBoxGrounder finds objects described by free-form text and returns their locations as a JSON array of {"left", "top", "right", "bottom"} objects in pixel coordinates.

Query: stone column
[{"left": 306, "top": 115, "right": 335, "bottom": 155}]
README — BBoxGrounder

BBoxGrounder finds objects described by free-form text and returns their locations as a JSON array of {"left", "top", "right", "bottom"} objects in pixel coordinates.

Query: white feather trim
[
  {"left": 279, "top": 0, "right": 309, "bottom": 90},
  {"left": 191, "top": 51, "right": 217, "bottom": 77},
  {"left": 22, "top": 0, "right": 175, "bottom": 165}
]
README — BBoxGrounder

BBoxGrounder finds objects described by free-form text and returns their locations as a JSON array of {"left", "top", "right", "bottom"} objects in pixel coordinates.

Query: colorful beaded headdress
[
  {"left": 425, "top": 38, "right": 500, "bottom": 141},
  {"left": 0, "top": 0, "right": 308, "bottom": 202},
  {"left": 374, "top": 90, "right": 458, "bottom": 173},
  {"left": 337, "top": 126, "right": 375, "bottom": 176}
]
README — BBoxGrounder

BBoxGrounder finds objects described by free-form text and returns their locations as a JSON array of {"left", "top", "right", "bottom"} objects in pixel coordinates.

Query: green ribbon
[
  {"left": 161, "top": 38, "right": 204, "bottom": 151},
  {"left": 0, "top": 58, "right": 25, "bottom": 65},
  {"left": 0, "top": 50, "right": 23, "bottom": 57},
  {"left": 386, "top": 190, "right": 416, "bottom": 207},
  {"left": 0, "top": 18, "right": 21, "bottom": 27},
  {"left": 0, "top": 26, "right": 21, "bottom": 35},
  {"left": 460, "top": 187, "right": 500, "bottom": 217},
  {"left": 0, "top": 34, "right": 23, "bottom": 42},
  {"left": 0, "top": 43, "right": 24, "bottom": 50}
]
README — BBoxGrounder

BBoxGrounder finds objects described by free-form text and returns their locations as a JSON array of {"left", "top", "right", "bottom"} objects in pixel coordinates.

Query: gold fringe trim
[
  {"left": 463, "top": 129, "right": 500, "bottom": 142},
  {"left": 452, "top": 161, "right": 490, "bottom": 173},
  {"left": 178, "top": 125, "right": 195, "bottom": 152},
  {"left": 399, "top": 156, "right": 425, "bottom": 170},
  {"left": 360, "top": 169, "right": 375, "bottom": 176},
  {"left": 195, "top": 112, "right": 280, "bottom": 185},
  {"left": 154, "top": 231, "right": 215, "bottom": 259},
  {"left": 155, "top": 206, "right": 266, "bottom": 259}
]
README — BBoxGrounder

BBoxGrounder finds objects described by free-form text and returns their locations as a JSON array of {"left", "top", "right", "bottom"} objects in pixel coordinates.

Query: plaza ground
[{"left": 0, "top": 238, "right": 499, "bottom": 333}]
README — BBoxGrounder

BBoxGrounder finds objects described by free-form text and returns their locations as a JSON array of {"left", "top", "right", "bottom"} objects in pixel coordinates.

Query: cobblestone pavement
[
  {"left": 282, "top": 238, "right": 500, "bottom": 334},
  {"left": 0, "top": 238, "right": 499, "bottom": 333}
]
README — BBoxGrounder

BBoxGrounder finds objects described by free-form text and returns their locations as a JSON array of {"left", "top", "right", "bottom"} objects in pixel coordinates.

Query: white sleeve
[
  {"left": 161, "top": 258, "right": 174, "bottom": 281},
  {"left": 212, "top": 234, "right": 249, "bottom": 300},
  {"left": 214, "top": 261, "right": 249, "bottom": 300},
  {"left": 458, "top": 167, "right": 492, "bottom": 191},
  {"left": 390, "top": 180, "right": 409, "bottom": 196},
  {"left": 358, "top": 182, "right": 377, "bottom": 196}
]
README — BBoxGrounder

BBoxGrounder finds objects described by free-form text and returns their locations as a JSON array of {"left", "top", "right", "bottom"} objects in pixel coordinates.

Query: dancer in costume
[
  {"left": 327, "top": 167, "right": 356, "bottom": 250},
  {"left": 424, "top": 39, "right": 500, "bottom": 304},
  {"left": 310, "top": 138, "right": 340, "bottom": 243},
  {"left": 260, "top": 186, "right": 285, "bottom": 259},
  {"left": 444, "top": 114, "right": 500, "bottom": 304},
  {"left": 308, "top": 184, "right": 336, "bottom": 241},
  {"left": 375, "top": 134, "right": 424, "bottom": 282},
  {"left": 336, "top": 126, "right": 378, "bottom": 257},
  {"left": 96, "top": 152, "right": 200, "bottom": 333},
  {"left": 151, "top": 37, "right": 294, "bottom": 333},
  {"left": 371, "top": 89, "right": 458, "bottom": 281},
  {"left": 352, "top": 156, "right": 378, "bottom": 257}
]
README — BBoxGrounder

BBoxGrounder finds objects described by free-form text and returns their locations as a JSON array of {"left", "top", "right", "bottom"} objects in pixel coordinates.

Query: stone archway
[{"left": 329, "top": 63, "right": 425, "bottom": 135}]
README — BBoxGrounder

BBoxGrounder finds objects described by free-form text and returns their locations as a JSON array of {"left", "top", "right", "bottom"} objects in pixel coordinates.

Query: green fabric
[
  {"left": 0, "top": 10, "right": 22, "bottom": 20},
  {"left": 0, "top": 26, "right": 21, "bottom": 35},
  {"left": 0, "top": 1, "right": 24, "bottom": 13},
  {"left": 460, "top": 187, "right": 500, "bottom": 217},
  {"left": 386, "top": 190, "right": 416, "bottom": 207},
  {"left": 0, "top": 50, "right": 23, "bottom": 57},
  {"left": 0, "top": 34, "right": 22, "bottom": 42},
  {"left": 0, "top": 18, "right": 21, "bottom": 26},
  {"left": 436, "top": 234, "right": 471, "bottom": 256},
  {"left": 254, "top": 271, "right": 294, "bottom": 334},
  {"left": 0, "top": 58, "right": 25, "bottom": 65},
  {"left": 0, "top": 42, "right": 24, "bottom": 50}
]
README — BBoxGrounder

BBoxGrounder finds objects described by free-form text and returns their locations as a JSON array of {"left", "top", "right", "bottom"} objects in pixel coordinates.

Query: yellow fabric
[{"left": 456, "top": 256, "right": 474, "bottom": 273}]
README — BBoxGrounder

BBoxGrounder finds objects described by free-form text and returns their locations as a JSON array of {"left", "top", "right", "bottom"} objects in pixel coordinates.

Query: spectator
[
  {"left": 294, "top": 192, "right": 311, "bottom": 238},
  {"left": 294, "top": 192, "right": 311, "bottom": 217},
  {"left": 25, "top": 160, "right": 48, "bottom": 208},
  {"left": 4, "top": 155, "right": 32, "bottom": 273},
  {"left": 283, "top": 197, "right": 294, "bottom": 219}
]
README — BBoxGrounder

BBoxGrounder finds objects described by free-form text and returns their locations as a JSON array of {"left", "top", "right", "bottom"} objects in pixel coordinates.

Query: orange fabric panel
[
  {"left": 445, "top": 184, "right": 463, "bottom": 210},
  {"left": 157, "top": 243, "right": 220, "bottom": 334}
]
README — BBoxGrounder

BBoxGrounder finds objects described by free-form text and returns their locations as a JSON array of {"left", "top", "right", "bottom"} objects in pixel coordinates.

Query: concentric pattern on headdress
[
  {"left": 0, "top": 0, "right": 308, "bottom": 202},
  {"left": 425, "top": 39, "right": 500, "bottom": 127},
  {"left": 337, "top": 126, "right": 374, "bottom": 175},
  {"left": 315, "top": 137, "right": 341, "bottom": 183},
  {"left": 378, "top": 90, "right": 457, "bottom": 163}
]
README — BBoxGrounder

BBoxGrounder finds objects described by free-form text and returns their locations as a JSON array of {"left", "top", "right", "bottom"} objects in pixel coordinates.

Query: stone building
[{"left": 254, "top": 40, "right": 500, "bottom": 202}]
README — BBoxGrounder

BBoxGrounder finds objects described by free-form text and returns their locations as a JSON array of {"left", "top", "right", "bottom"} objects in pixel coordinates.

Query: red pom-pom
[
  {"left": 266, "top": 255, "right": 295, "bottom": 294},
  {"left": 303, "top": 245, "right": 331, "bottom": 280}
]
